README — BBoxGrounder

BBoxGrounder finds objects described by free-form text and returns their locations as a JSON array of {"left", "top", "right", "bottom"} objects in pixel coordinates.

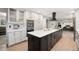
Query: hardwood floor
[
  {"left": 7, "top": 41, "right": 28, "bottom": 51},
  {"left": 0, "top": 31, "right": 78, "bottom": 51},
  {"left": 51, "top": 31, "right": 78, "bottom": 51}
]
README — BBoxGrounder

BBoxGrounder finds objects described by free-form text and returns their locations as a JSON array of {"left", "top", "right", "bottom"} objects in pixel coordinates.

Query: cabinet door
[
  {"left": 25, "top": 11, "right": 31, "bottom": 20},
  {"left": 31, "top": 13, "right": 39, "bottom": 20},
  {"left": 18, "top": 11, "right": 24, "bottom": 22},
  {"left": 34, "top": 20, "right": 42, "bottom": 31},
  {"left": 56, "top": 31, "right": 59, "bottom": 42},
  {"left": 31, "top": 13, "right": 36, "bottom": 20},
  {"left": 34, "top": 14, "right": 43, "bottom": 31},
  {"left": 28, "top": 34, "right": 34, "bottom": 51},
  {"left": 52, "top": 33, "right": 55, "bottom": 47},
  {"left": 8, "top": 32, "right": 15, "bottom": 46},
  {"left": 20, "top": 31, "right": 26, "bottom": 41},
  {"left": 41, "top": 36, "right": 48, "bottom": 51},
  {"left": 34, "top": 20, "right": 39, "bottom": 31},
  {"left": 14, "top": 31, "right": 21, "bottom": 43},
  {"left": 59, "top": 29, "right": 62, "bottom": 39},
  {"left": 54, "top": 31, "right": 58, "bottom": 44},
  {"left": 48, "top": 34, "right": 52, "bottom": 50},
  {"left": 9, "top": 8, "right": 16, "bottom": 22},
  {"left": 28, "top": 34, "right": 40, "bottom": 51}
]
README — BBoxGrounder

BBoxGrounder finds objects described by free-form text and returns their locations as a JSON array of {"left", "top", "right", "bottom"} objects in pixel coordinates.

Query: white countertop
[{"left": 28, "top": 28, "right": 62, "bottom": 38}]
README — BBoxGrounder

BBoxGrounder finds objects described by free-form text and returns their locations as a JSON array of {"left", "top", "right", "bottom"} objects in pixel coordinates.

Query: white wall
[
  {"left": 75, "top": 10, "right": 79, "bottom": 48},
  {"left": 76, "top": 11, "right": 79, "bottom": 32}
]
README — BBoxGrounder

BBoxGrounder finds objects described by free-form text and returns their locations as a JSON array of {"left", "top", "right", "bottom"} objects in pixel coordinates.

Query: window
[{"left": 0, "top": 12, "right": 6, "bottom": 27}]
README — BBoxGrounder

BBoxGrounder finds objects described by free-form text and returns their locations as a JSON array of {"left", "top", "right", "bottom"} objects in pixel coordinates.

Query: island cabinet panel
[
  {"left": 47, "top": 34, "right": 52, "bottom": 50},
  {"left": 54, "top": 29, "right": 62, "bottom": 44},
  {"left": 28, "top": 29, "right": 63, "bottom": 51},
  {"left": 40, "top": 36, "right": 48, "bottom": 51},
  {"left": 54, "top": 31, "right": 57, "bottom": 44},
  {"left": 52, "top": 33, "right": 55, "bottom": 47},
  {"left": 40, "top": 34, "right": 53, "bottom": 51},
  {"left": 28, "top": 34, "right": 40, "bottom": 51}
]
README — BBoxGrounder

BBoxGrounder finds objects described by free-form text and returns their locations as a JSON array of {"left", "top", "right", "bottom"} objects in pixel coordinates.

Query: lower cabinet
[
  {"left": 28, "top": 29, "right": 63, "bottom": 51},
  {"left": 41, "top": 36, "right": 48, "bottom": 51},
  {"left": 8, "top": 32, "right": 15, "bottom": 46},
  {"left": 54, "top": 29, "right": 62, "bottom": 43},
  {"left": 28, "top": 35, "right": 40, "bottom": 51},
  {"left": 28, "top": 33, "right": 54, "bottom": 51},
  {"left": 48, "top": 34, "right": 52, "bottom": 50},
  {"left": 21, "top": 31, "right": 26, "bottom": 41},
  {"left": 15, "top": 32, "right": 21, "bottom": 43},
  {"left": 52, "top": 33, "right": 55, "bottom": 47},
  {"left": 7, "top": 30, "right": 26, "bottom": 47}
]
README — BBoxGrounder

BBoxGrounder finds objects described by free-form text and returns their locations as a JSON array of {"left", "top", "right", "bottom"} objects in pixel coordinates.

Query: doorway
[{"left": 0, "top": 11, "right": 7, "bottom": 50}]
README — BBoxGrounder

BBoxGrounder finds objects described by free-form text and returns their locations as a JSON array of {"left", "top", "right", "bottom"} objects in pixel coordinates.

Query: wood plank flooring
[
  {"left": 7, "top": 41, "right": 28, "bottom": 51},
  {"left": 51, "top": 31, "right": 78, "bottom": 51},
  {"left": 0, "top": 31, "right": 78, "bottom": 51}
]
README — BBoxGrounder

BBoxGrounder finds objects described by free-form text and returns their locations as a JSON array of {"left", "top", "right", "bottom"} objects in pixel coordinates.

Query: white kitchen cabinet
[
  {"left": 41, "top": 17, "right": 46, "bottom": 29},
  {"left": 14, "top": 31, "right": 21, "bottom": 43},
  {"left": 31, "top": 13, "right": 39, "bottom": 20},
  {"left": 8, "top": 32, "right": 15, "bottom": 46},
  {"left": 25, "top": 11, "right": 31, "bottom": 20},
  {"left": 25, "top": 11, "right": 40, "bottom": 20},
  {"left": 8, "top": 8, "right": 25, "bottom": 23},
  {"left": 9, "top": 8, "right": 17, "bottom": 22},
  {"left": 20, "top": 31, "right": 26, "bottom": 41},
  {"left": 7, "top": 8, "right": 26, "bottom": 47},
  {"left": 34, "top": 14, "right": 38, "bottom": 31},
  {"left": 34, "top": 19, "right": 43, "bottom": 31},
  {"left": 18, "top": 11, "right": 24, "bottom": 22},
  {"left": 34, "top": 14, "right": 45, "bottom": 31},
  {"left": 25, "top": 11, "right": 46, "bottom": 31},
  {"left": 34, "top": 20, "right": 39, "bottom": 31},
  {"left": 8, "top": 30, "right": 26, "bottom": 47}
]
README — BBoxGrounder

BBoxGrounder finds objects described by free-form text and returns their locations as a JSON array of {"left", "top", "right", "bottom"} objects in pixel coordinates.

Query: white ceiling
[
  {"left": 26, "top": 8, "right": 75, "bottom": 19},
  {"left": 0, "top": 8, "right": 75, "bottom": 19}
]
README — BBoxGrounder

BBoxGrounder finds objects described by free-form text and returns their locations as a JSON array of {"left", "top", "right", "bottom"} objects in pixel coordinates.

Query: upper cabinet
[
  {"left": 18, "top": 11, "right": 24, "bottom": 22},
  {"left": 31, "top": 12, "right": 39, "bottom": 20},
  {"left": 9, "top": 8, "right": 16, "bottom": 22},
  {"left": 25, "top": 11, "right": 40, "bottom": 20},
  {"left": 8, "top": 8, "right": 25, "bottom": 23},
  {"left": 25, "top": 11, "right": 47, "bottom": 30},
  {"left": 25, "top": 11, "right": 31, "bottom": 20}
]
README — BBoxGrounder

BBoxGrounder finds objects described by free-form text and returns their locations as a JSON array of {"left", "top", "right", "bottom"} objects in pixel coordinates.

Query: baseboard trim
[{"left": 7, "top": 40, "right": 28, "bottom": 48}]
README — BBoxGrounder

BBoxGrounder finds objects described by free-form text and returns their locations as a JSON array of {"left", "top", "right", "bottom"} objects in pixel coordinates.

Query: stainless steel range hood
[{"left": 51, "top": 12, "right": 57, "bottom": 21}]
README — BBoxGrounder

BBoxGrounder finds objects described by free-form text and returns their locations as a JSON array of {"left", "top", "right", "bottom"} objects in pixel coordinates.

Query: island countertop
[{"left": 28, "top": 28, "right": 63, "bottom": 38}]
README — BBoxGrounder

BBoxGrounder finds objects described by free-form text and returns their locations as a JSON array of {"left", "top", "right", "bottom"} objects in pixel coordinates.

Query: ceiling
[
  {"left": 26, "top": 8, "right": 75, "bottom": 19},
  {"left": 0, "top": 8, "right": 76, "bottom": 19}
]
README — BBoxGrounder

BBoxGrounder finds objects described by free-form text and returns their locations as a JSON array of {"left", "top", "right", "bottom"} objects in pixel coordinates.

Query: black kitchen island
[{"left": 27, "top": 28, "right": 63, "bottom": 51}]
